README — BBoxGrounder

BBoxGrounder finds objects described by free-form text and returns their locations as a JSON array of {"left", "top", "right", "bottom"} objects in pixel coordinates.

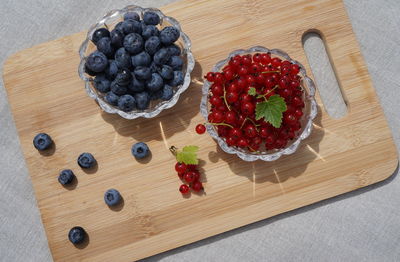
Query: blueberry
[
  {"left": 68, "top": 226, "right": 86, "bottom": 244},
  {"left": 142, "top": 25, "right": 159, "bottom": 40},
  {"left": 77, "top": 153, "right": 96, "bottom": 169},
  {"left": 150, "top": 90, "right": 163, "bottom": 100},
  {"left": 153, "top": 48, "right": 171, "bottom": 65},
  {"left": 92, "top": 28, "right": 110, "bottom": 44},
  {"left": 143, "top": 11, "right": 160, "bottom": 25},
  {"left": 111, "top": 80, "right": 128, "bottom": 95},
  {"left": 129, "top": 74, "right": 145, "bottom": 93},
  {"left": 33, "top": 133, "right": 53, "bottom": 151},
  {"left": 168, "top": 56, "right": 183, "bottom": 70},
  {"left": 122, "top": 20, "right": 142, "bottom": 35},
  {"left": 161, "top": 84, "right": 174, "bottom": 100},
  {"left": 86, "top": 51, "right": 108, "bottom": 73},
  {"left": 110, "top": 29, "right": 124, "bottom": 48},
  {"left": 124, "top": 12, "right": 140, "bottom": 21},
  {"left": 144, "top": 36, "right": 161, "bottom": 55},
  {"left": 96, "top": 37, "right": 114, "bottom": 58},
  {"left": 84, "top": 64, "right": 97, "bottom": 76},
  {"left": 158, "top": 65, "right": 174, "bottom": 80},
  {"left": 169, "top": 71, "right": 184, "bottom": 86},
  {"left": 146, "top": 73, "right": 164, "bottom": 92},
  {"left": 135, "top": 92, "right": 150, "bottom": 110},
  {"left": 104, "top": 60, "right": 118, "bottom": 80},
  {"left": 118, "top": 94, "right": 136, "bottom": 112},
  {"left": 131, "top": 51, "right": 152, "bottom": 67},
  {"left": 134, "top": 66, "right": 152, "bottom": 81},
  {"left": 115, "top": 68, "right": 132, "bottom": 86},
  {"left": 149, "top": 62, "right": 160, "bottom": 73},
  {"left": 140, "top": 20, "right": 147, "bottom": 32},
  {"left": 131, "top": 142, "right": 150, "bottom": 159},
  {"left": 58, "top": 169, "right": 75, "bottom": 185},
  {"left": 160, "top": 26, "right": 180, "bottom": 45},
  {"left": 123, "top": 33, "right": 144, "bottom": 55},
  {"left": 165, "top": 44, "right": 181, "bottom": 56},
  {"left": 115, "top": 22, "right": 124, "bottom": 32},
  {"left": 105, "top": 91, "right": 119, "bottom": 106},
  {"left": 114, "top": 48, "right": 132, "bottom": 69},
  {"left": 104, "top": 189, "right": 121, "bottom": 206},
  {"left": 93, "top": 74, "right": 111, "bottom": 93}
]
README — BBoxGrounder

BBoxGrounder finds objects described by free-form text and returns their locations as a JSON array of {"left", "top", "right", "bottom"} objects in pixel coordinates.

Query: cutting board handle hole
[{"left": 302, "top": 31, "right": 348, "bottom": 119}]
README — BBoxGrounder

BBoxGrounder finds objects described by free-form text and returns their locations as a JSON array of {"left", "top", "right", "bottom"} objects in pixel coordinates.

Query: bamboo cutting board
[{"left": 2, "top": 0, "right": 398, "bottom": 261}]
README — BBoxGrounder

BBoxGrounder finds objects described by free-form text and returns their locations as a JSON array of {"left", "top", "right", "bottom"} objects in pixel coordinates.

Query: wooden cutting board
[{"left": 3, "top": 0, "right": 398, "bottom": 261}]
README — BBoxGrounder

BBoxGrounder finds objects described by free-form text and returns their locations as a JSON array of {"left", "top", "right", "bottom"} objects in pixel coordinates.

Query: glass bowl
[
  {"left": 78, "top": 5, "right": 194, "bottom": 119},
  {"left": 200, "top": 46, "right": 317, "bottom": 161}
]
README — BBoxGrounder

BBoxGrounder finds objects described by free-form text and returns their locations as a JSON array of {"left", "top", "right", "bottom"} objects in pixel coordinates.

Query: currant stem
[
  {"left": 169, "top": 146, "right": 178, "bottom": 156},
  {"left": 223, "top": 88, "right": 231, "bottom": 111},
  {"left": 205, "top": 122, "right": 234, "bottom": 129},
  {"left": 257, "top": 85, "right": 279, "bottom": 100},
  {"left": 261, "top": 70, "right": 280, "bottom": 74}
]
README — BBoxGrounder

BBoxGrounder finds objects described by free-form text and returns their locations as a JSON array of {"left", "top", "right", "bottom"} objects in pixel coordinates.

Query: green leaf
[
  {"left": 248, "top": 87, "right": 257, "bottom": 96},
  {"left": 255, "top": 95, "right": 287, "bottom": 128},
  {"left": 176, "top": 145, "right": 199, "bottom": 165}
]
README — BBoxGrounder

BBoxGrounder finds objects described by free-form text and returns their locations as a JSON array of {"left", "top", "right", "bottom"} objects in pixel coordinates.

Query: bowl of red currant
[{"left": 198, "top": 46, "right": 317, "bottom": 161}]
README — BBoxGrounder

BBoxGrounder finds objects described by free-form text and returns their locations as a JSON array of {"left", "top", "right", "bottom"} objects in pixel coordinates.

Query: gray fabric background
[{"left": 1, "top": 0, "right": 399, "bottom": 261}]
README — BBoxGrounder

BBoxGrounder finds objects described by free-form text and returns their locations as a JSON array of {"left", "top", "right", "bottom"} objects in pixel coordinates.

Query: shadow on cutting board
[
  {"left": 100, "top": 60, "right": 203, "bottom": 142},
  {"left": 208, "top": 104, "right": 325, "bottom": 184}
]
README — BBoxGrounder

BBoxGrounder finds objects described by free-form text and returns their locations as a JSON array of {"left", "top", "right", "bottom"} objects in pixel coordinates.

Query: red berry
[
  {"left": 265, "top": 134, "right": 276, "bottom": 145},
  {"left": 184, "top": 171, "right": 195, "bottom": 183},
  {"left": 187, "top": 164, "right": 197, "bottom": 171},
  {"left": 195, "top": 124, "right": 206, "bottom": 134},
  {"left": 191, "top": 181, "right": 203, "bottom": 192},
  {"left": 255, "top": 73, "right": 266, "bottom": 84},
  {"left": 241, "top": 102, "right": 255, "bottom": 115},
  {"left": 229, "top": 58, "right": 241, "bottom": 69},
  {"left": 192, "top": 170, "right": 200, "bottom": 182},
  {"left": 271, "top": 73, "right": 280, "bottom": 83},
  {"left": 211, "top": 84, "right": 224, "bottom": 96},
  {"left": 226, "top": 136, "right": 237, "bottom": 146},
  {"left": 237, "top": 138, "right": 249, "bottom": 147},
  {"left": 278, "top": 78, "right": 289, "bottom": 89},
  {"left": 290, "top": 80, "right": 299, "bottom": 89},
  {"left": 281, "top": 66, "right": 291, "bottom": 75},
  {"left": 265, "top": 77, "right": 275, "bottom": 89},
  {"left": 242, "top": 55, "right": 252, "bottom": 66},
  {"left": 260, "top": 53, "right": 271, "bottom": 65},
  {"left": 292, "top": 96, "right": 303, "bottom": 107},
  {"left": 280, "top": 88, "right": 293, "bottom": 98},
  {"left": 210, "top": 96, "right": 223, "bottom": 107},
  {"left": 271, "top": 57, "right": 282, "bottom": 67},
  {"left": 260, "top": 127, "right": 269, "bottom": 138},
  {"left": 205, "top": 72, "right": 215, "bottom": 82},
  {"left": 238, "top": 66, "right": 248, "bottom": 76},
  {"left": 290, "top": 64, "right": 300, "bottom": 75},
  {"left": 275, "top": 138, "right": 287, "bottom": 149},
  {"left": 237, "top": 114, "right": 246, "bottom": 126},
  {"left": 217, "top": 126, "right": 229, "bottom": 137},
  {"left": 229, "top": 128, "right": 243, "bottom": 140},
  {"left": 252, "top": 136, "right": 262, "bottom": 145},
  {"left": 226, "top": 91, "right": 239, "bottom": 103},
  {"left": 295, "top": 109, "right": 303, "bottom": 118},
  {"left": 224, "top": 70, "right": 234, "bottom": 81},
  {"left": 250, "top": 63, "right": 262, "bottom": 73},
  {"left": 214, "top": 72, "right": 224, "bottom": 84},
  {"left": 253, "top": 53, "right": 262, "bottom": 63},
  {"left": 246, "top": 75, "right": 256, "bottom": 85},
  {"left": 175, "top": 162, "right": 187, "bottom": 174},
  {"left": 237, "top": 77, "right": 247, "bottom": 89},
  {"left": 244, "top": 124, "right": 257, "bottom": 138},
  {"left": 240, "top": 93, "right": 252, "bottom": 103},
  {"left": 225, "top": 111, "right": 237, "bottom": 125},
  {"left": 222, "top": 65, "right": 233, "bottom": 72},
  {"left": 179, "top": 184, "right": 190, "bottom": 194},
  {"left": 288, "top": 131, "right": 296, "bottom": 139},
  {"left": 227, "top": 82, "right": 240, "bottom": 93},
  {"left": 213, "top": 110, "right": 224, "bottom": 123},
  {"left": 281, "top": 60, "right": 291, "bottom": 67},
  {"left": 217, "top": 104, "right": 228, "bottom": 112}
]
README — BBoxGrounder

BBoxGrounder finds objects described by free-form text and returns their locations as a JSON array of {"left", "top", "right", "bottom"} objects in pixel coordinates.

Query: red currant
[
  {"left": 210, "top": 96, "right": 223, "bottom": 107},
  {"left": 281, "top": 66, "right": 291, "bottom": 75},
  {"left": 217, "top": 126, "right": 229, "bottom": 137},
  {"left": 238, "top": 66, "right": 249, "bottom": 76},
  {"left": 184, "top": 171, "right": 195, "bottom": 183},
  {"left": 205, "top": 72, "right": 215, "bottom": 82},
  {"left": 255, "top": 73, "right": 266, "bottom": 84},
  {"left": 244, "top": 124, "right": 257, "bottom": 138},
  {"left": 237, "top": 77, "right": 247, "bottom": 90},
  {"left": 246, "top": 75, "right": 256, "bottom": 85},
  {"left": 191, "top": 181, "right": 203, "bottom": 192},
  {"left": 280, "top": 88, "right": 293, "bottom": 98},
  {"left": 213, "top": 110, "right": 224, "bottom": 123},
  {"left": 237, "top": 138, "right": 249, "bottom": 147},
  {"left": 242, "top": 55, "right": 252, "bottom": 66},
  {"left": 224, "top": 70, "right": 234, "bottom": 81},
  {"left": 227, "top": 82, "right": 240, "bottom": 93},
  {"left": 228, "top": 128, "right": 243, "bottom": 140},
  {"left": 179, "top": 184, "right": 190, "bottom": 194},
  {"left": 225, "top": 111, "right": 237, "bottom": 125},
  {"left": 250, "top": 63, "right": 262, "bottom": 73},
  {"left": 226, "top": 136, "right": 237, "bottom": 146},
  {"left": 226, "top": 91, "right": 239, "bottom": 103},
  {"left": 260, "top": 53, "right": 271, "bottom": 65},
  {"left": 187, "top": 164, "right": 198, "bottom": 171},
  {"left": 265, "top": 77, "right": 275, "bottom": 88},
  {"left": 211, "top": 84, "right": 224, "bottom": 96},
  {"left": 241, "top": 102, "right": 255, "bottom": 115},
  {"left": 292, "top": 96, "right": 303, "bottom": 107},
  {"left": 281, "top": 60, "right": 291, "bottom": 67},
  {"left": 290, "top": 64, "right": 300, "bottom": 75},
  {"left": 253, "top": 53, "right": 262, "bottom": 63},
  {"left": 295, "top": 109, "right": 303, "bottom": 118},
  {"left": 260, "top": 127, "right": 269, "bottom": 138},
  {"left": 240, "top": 93, "right": 252, "bottom": 103},
  {"left": 195, "top": 124, "right": 206, "bottom": 134},
  {"left": 290, "top": 80, "right": 299, "bottom": 89},
  {"left": 175, "top": 162, "right": 187, "bottom": 174},
  {"left": 271, "top": 57, "right": 282, "bottom": 67}
]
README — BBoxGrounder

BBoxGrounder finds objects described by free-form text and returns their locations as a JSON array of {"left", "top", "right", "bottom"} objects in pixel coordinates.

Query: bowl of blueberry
[
  {"left": 78, "top": 5, "right": 194, "bottom": 119},
  {"left": 198, "top": 46, "right": 317, "bottom": 161}
]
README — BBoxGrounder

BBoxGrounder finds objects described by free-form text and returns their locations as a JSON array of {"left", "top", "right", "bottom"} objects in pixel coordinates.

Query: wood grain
[{"left": 2, "top": 0, "right": 398, "bottom": 261}]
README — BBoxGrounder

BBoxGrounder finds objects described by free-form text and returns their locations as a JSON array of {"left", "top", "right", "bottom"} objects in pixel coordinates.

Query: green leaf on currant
[
  {"left": 255, "top": 95, "right": 287, "bottom": 128},
  {"left": 248, "top": 87, "right": 257, "bottom": 96},
  {"left": 176, "top": 145, "right": 199, "bottom": 165}
]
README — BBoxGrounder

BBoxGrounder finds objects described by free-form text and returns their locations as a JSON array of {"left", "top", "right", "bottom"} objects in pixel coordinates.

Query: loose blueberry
[
  {"left": 77, "top": 153, "right": 96, "bottom": 169},
  {"left": 161, "top": 84, "right": 174, "bottom": 100},
  {"left": 153, "top": 48, "right": 171, "bottom": 65},
  {"left": 159, "top": 26, "right": 180, "bottom": 45},
  {"left": 143, "top": 11, "right": 160, "bottom": 25},
  {"left": 114, "top": 48, "right": 132, "bottom": 69},
  {"left": 104, "top": 60, "right": 118, "bottom": 80},
  {"left": 96, "top": 37, "right": 114, "bottom": 58},
  {"left": 58, "top": 169, "right": 75, "bottom": 185},
  {"left": 134, "top": 66, "right": 152, "bottom": 81},
  {"left": 144, "top": 36, "right": 161, "bottom": 55},
  {"left": 131, "top": 142, "right": 150, "bottom": 159},
  {"left": 146, "top": 73, "right": 164, "bottom": 92},
  {"left": 68, "top": 226, "right": 86, "bottom": 244},
  {"left": 165, "top": 44, "right": 181, "bottom": 56},
  {"left": 115, "top": 68, "right": 132, "bottom": 86},
  {"left": 134, "top": 92, "right": 150, "bottom": 110},
  {"left": 111, "top": 80, "right": 128, "bottom": 95},
  {"left": 124, "top": 12, "right": 140, "bottom": 21},
  {"left": 93, "top": 74, "right": 111, "bottom": 93},
  {"left": 33, "top": 133, "right": 53, "bottom": 151},
  {"left": 123, "top": 33, "right": 144, "bottom": 55},
  {"left": 86, "top": 51, "right": 108, "bottom": 73},
  {"left": 92, "top": 28, "right": 110, "bottom": 44},
  {"left": 122, "top": 20, "right": 142, "bottom": 35},
  {"left": 169, "top": 71, "right": 184, "bottom": 86},
  {"left": 158, "top": 65, "right": 174, "bottom": 80},
  {"left": 131, "top": 51, "right": 152, "bottom": 67},
  {"left": 118, "top": 94, "right": 136, "bottom": 112},
  {"left": 104, "top": 189, "right": 121, "bottom": 206},
  {"left": 110, "top": 29, "right": 124, "bottom": 48},
  {"left": 129, "top": 74, "right": 146, "bottom": 93},
  {"left": 168, "top": 56, "right": 183, "bottom": 70},
  {"left": 142, "top": 25, "right": 159, "bottom": 40},
  {"left": 105, "top": 91, "right": 119, "bottom": 106}
]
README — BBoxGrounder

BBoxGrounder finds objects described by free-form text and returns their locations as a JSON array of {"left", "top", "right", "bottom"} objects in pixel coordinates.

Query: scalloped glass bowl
[
  {"left": 78, "top": 5, "right": 194, "bottom": 119},
  {"left": 200, "top": 46, "right": 318, "bottom": 162}
]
